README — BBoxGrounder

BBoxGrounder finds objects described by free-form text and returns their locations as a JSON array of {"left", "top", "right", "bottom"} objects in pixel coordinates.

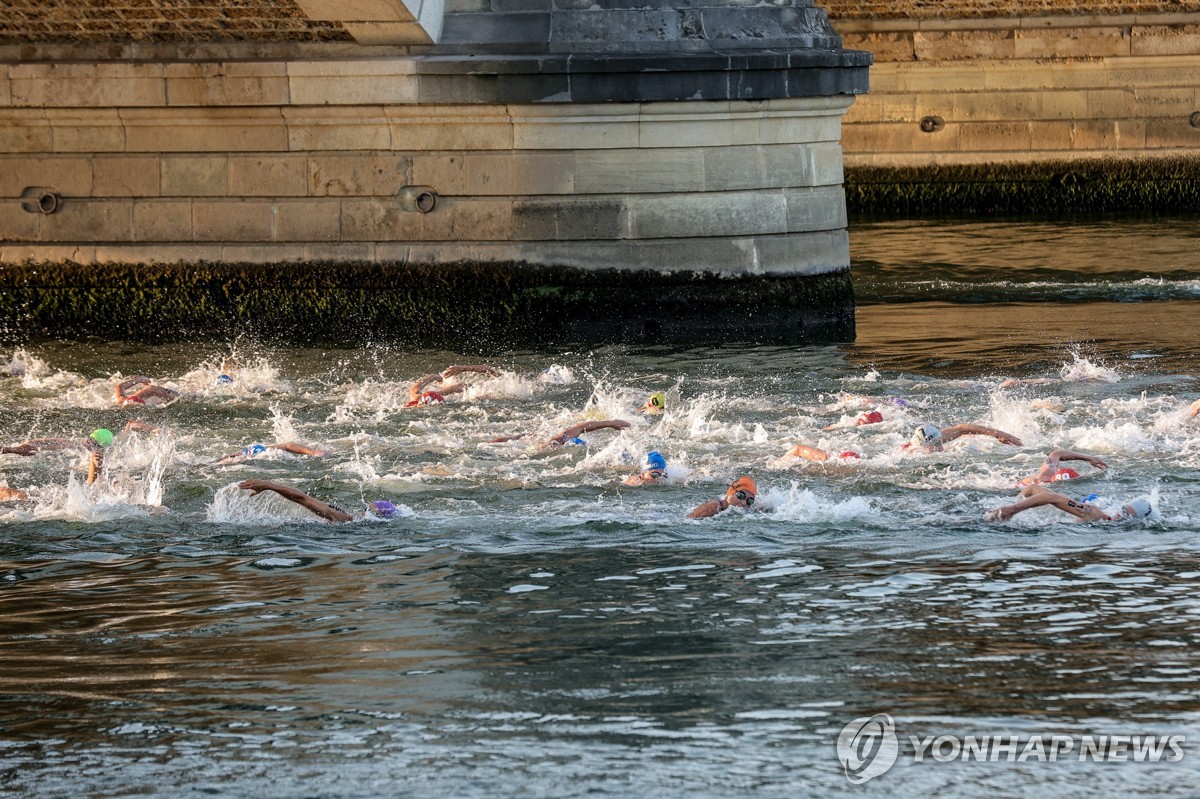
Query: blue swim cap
[
  {"left": 369, "top": 500, "right": 397, "bottom": 519},
  {"left": 1080, "top": 493, "right": 1100, "bottom": 504},
  {"left": 644, "top": 450, "right": 667, "bottom": 471},
  {"left": 243, "top": 443, "right": 267, "bottom": 456},
  {"left": 566, "top": 437, "right": 587, "bottom": 446},
  {"left": 216, "top": 374, "right": 234, "bottom": 384}
]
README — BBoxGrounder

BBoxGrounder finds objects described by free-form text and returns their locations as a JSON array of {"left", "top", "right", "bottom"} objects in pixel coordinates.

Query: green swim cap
[{"left": 90, "top": 428, "right": 114, "bottom": 447}]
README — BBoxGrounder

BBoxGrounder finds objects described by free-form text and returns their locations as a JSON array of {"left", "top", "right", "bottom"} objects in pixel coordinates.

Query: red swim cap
[
  {"left": 838, "top": 451, "right": 861, "bottom": 459},
  {"left": 856, "top": 411, "right": 883, "bottom": 426},
  {"left": 1053, "top": 467, "right": 1080, "bottom": 481},
  {"left": 403, "top": 390, "right": 446, "bottom": 408}
]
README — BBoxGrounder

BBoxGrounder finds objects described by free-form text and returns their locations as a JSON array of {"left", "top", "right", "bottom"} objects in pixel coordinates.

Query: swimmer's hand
[
  {"left": 995, "top": 432, "right": 1023, "bottom": 446},
  {"left": 238, "top": 479, "right": 273, "bottom": 496},
  {"left": 984, "top": 506, "right": 1014, "bottom": 522}
]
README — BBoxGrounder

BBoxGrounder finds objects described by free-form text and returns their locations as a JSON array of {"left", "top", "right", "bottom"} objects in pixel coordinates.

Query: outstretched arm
[
  {"left": 408, "top": 373, "right": 442, "bottom": 403},
  {"left": 1020, "top": 449, "right": 1107, "bottom": 486},
  {"left": 270, "top": 442, "right": 328, "bottom": 457},
  {"left": 238, "top": 479, "right": 353, "bottom": 522},
  {"left": 940, "top": 424, "right": 1023, "bottom": 446},
  {"left": 787, "top": 444, "right": 831, "bottom": 462},
  {"left": 552, "top": 419, "right": 631, "bottom": 444},
  {"left": 441, "top": 364, "right": 501, "bottom": 380},
  {"left": 687, "top": 498, "right": 725, "bottom": 519},
  {"left": 987, "top": 487, "right": 1109, "bottom": 522},
  {"left": 2, "top": 438, "right": 82, "bottom": 456}
]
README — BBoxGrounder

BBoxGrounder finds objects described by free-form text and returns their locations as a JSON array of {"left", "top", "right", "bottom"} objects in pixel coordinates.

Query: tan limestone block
[
  {"left": 411, "top": 153, "right": 516, "bottom": 196},
  {"left": 47, "top": 109, "right": 126, "bottom": 152},
  {"left": 0, "top": 110, "right": 52, "bottom": 153},
  {"left": 949, "top": 90, "right": 1044, "bottom": 123},
  {"left": 385, "top": 104, "right": 514, "bottom": 149},
  {"left": 222, "top": 244, "right": 309, "bottom": 263},
  {"left": 914, "top": 31, "right": 1016, "bottom": 61},
  {"left": 165, "top": 62, "right": 290, "bottom": 107},
  {"left": 92, "top": 244, "right": 220, "bottom": 264},
  {"left": 41, "top": 199, "right": 134, "bottom": 242},
  {"left": 229, "top": 156, "right": 308, "bottom": 197},
  {"left": 133, "top": 200, "right": 194, "bottom": 242},
  {"left": 287, "top": 61, "right": 418, "bottom": 105},
  {"left": 273, "top": 200, "right": 343, "bottom": 241},
  {"left": 307, "top": 155, "right": 411, "bottom": 197},
  {"left": 1114, "top": 119, "right": 1148, "bottom": 149},
  {"left": 514, "top": 117, "right": 639, "bottom": 151},
  {"left": 122, "top": 108, "right": 288, "bottom": 153},
  {"left": 422, "top": 198, "right": 514, "bottom": 242},
  {"left": 1107, "top": 56, "right": 1200, "bottom": 88},
  {"left": 574, "top": 148, "right": 703, "bottom": 194},
  {"left": 1036, "top": 90, "right": 1091, "bottom": 121},
  {"left": 0, "top": 201, "right": 42, "bottom": 241},
  {"left": 1132, "top": 25, "right": 1200, "bottom": 57},
  {"left": 296, "top": 0, "right": 416, "bottom": 22},
  {"left": 1082, "top": 88, "right": 1140, "bottom": 120},
  {"left": 0, "top": 244, "right": 96, "bottom": 264},
  {"left": 284, "top": 107, "right": 391, "bottom": 151},
  {"left": 9, "top": 63, "right": 165, "bottom": 108},
  {"left": 94, "top": 156, "right": 160, "bottom": 197},
  {"left": 340, "top": 199, "right": 421, "bottom": 241},
  {"left": 508, "top": 153, "right": 575, "bottom": 195},
  {"left": 303, "top": 243, "right": 375, "bottom": 261},
  {"left": 1144, "top": 118, "right": 1200, "bottom": 148},
  {"left": 0, "top": 71, "right": 11, "bottom": 107},
  {"left": 162, "top": 156, "right": 229, "bottom": 197},
  {"left": 958, "top": 121, "right": 1033, "bottom": 152},
  {"left": 1067, "top": 120, "right": 1123, "bottom": 150},
  {"left": 843, "top": 92, "right": 921, "bottom": 125},
  {"left": 1015, "top": 28, "right": 1132, "bottom": 60},
  {"left": 192, "top": 200, "right": 272, "bottom": 241},
  {"left": 1027, "top": 121, "right": 1074, "bottom": 151},
  {"left": 1129, "top": 87, "right": 1197, "bottom": 119},
  {"left": 873, "top": 63, "right": 989, "bottom": 94},
  {"left": 841, "top": 32, "right": 917, "bottom": 62},
  {"left": 0, "top": 156, "right": 92, "bottom": 197},
  {"left": 343, "top": 22, "right": 434, "bottom": 46}
]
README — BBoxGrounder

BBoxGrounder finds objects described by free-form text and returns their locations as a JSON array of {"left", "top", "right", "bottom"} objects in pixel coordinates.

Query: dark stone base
[
  {"left": 0, "top": 262, "right": 855, "bottom": 348},
  {"left": 845, "top": 156, "right": 1200, "bottom": 218}
]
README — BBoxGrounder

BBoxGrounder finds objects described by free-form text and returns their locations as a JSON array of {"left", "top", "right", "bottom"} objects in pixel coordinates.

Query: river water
[{"left": 2, "top": 218, "right": 1199, "bottom": 797}]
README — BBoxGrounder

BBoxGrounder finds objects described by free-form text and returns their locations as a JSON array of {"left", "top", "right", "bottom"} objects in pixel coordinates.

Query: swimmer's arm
[
  {"left": 1047, "top": 449, "right": 1107, "bottom": 470},
  {"left": 87, "top": 443, "right": 102, "bottom": 485},
  {"left": 987, "top": 490, "right": 1077, "bottom": 521},
  {"left": 687, "top": 498, "right": 725, "bottom": 519},
  {"left": 1190, "top": 398, "right": 1200, "bottom": 417},
  {"left": 238, "top": 479, "right": 353, "bottom": 522},
  {"left": 271, "top": 442, "right": 328, "bottom": 457},
  {"left": 115, "top": 376, "right": 152, "bottom": 402},
  {"left": 2, "top": 438, "right": 81, "bottom": 455},
  {"left": 441, "top": 364, "right": 501, "bottom": 380},
  {"left": 786, "top": 444, "right": 831, "bottom": 462},
  {"left": 941, "top": 424, "right": 1022, "bottom": 446},
  {"left": 409, "top": 373, "right": 442, "bottom": 402},
  {"left": 553, "top": 419, "right": 631, "bottom": 444},
  {"left": 0, "top": 486, "right": 27, "bottom": 502},
  {"left": 132, "top": 385, "right": 179, "bottom": 402}
]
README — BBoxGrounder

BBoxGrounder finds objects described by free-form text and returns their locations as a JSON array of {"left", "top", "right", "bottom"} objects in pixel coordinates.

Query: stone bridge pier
[{"left": 0, "top": 1, "right": 870, "bottom": 344}]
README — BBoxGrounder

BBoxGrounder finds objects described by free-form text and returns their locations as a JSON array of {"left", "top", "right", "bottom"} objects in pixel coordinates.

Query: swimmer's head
[
  {"left": 565, "top": 437, "right": 587, "bottom": 446},
  {"left": 368, "top": 500, "right": 397, "bottom": 519},
  {"left": 90, "top": 428, "right": 114, "bottom": 447},
  {"left": 1052, "top": 467, "right": 1080, "bottom": 481},
  {"left": 644, "top": 451, "right": 668, "bottom": 472},
  {"left": 640, "top": 392, "right": 666, "bottom": 414},
  {"left": 910, "top": 424, "right": 943, "bottom": 450},
  {"left": 727, "top": 476, "right": 757, "bottom": 508},
  {"left": 1120, "top": 498, "right": 1153, "bottom": 520},
  {"left": 889, "top": 397, "right": 909, "bottom": 407},
  {"left": 838, "top": 451, "right": 861, "bottom": 460},
  {"left": 216, "top": 374, "right": 234, "bottom": 384},
  {"left": 243, "top": 443, "right": 268, "bottom": 457},
  {"left": 856, "top": 410, "right": 884, "bottom": 426}
]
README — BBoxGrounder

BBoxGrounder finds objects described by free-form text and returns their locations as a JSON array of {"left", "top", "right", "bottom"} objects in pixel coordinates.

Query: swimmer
[
  {"left": 1, "top": 428, "right": 112, "bottom": 485},
  {"left": 490, "top": 419, "right": 632, "bottom": 446},
  {"left": 785, "top": 444, "right": 861, "bottom": 462},
  {"left": 237, "top": 479, "right": 397, "bottom": 523},
  {"left": 640, "top": 392, "right": 666, "bottom": 415},
  {"left": 687, "top": 476, "right": 756, "bottom": 519},
  {"left": 822, "top": 409, "right": 884, "bottom": 432},
  {"left": 623, "top": 451, "right": 669, "bottom": 486},
  {"left": 115, "top": 376, "right": 180, "bottom": 407},
  {"left": 406, "top": 364, "right": 502, "bottom": 407},
  {"left": 985, "top": 484, "right": 1152, "bottom": 523},
  {"left": 1016, "top": 449, "right": 1107, "bottom": 487},
  {"left": 906, "top": 422, "right": 1022, "bottom": 453},
  {"left": 214, "top": 442, "right": 329, "bottom": 466},
  {"left": 0, "top": 486, "right": 29, "bottom": 502}
]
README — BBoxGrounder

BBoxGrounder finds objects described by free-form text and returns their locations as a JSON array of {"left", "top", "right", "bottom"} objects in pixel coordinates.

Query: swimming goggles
[{"left": 735, "top": 490, "right": 755, "bottom": 506}]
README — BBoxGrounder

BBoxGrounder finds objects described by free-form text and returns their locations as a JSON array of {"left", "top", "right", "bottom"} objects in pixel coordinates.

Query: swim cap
[
  {"left": 910, "top": 424, "right": 942, "bottom": 448},
  {"left": 1123, "top": 498, "right": 1152, "bottom": 519},
  {"left": 730, "top": 476, "right": 757, "bottom": 497},
  {"left": 565, "top": 437, "right": 587, "bottom": 446},
  {"left": 243, "top": 443, "right": 268, "bottom": 457},
  {"left": 889, "top": 397, "right": 909, "bottom": 407},
  {"left": 1052, "top": 467, "right": 1080, "bottom": 481},
  {"left": 369, "top": 500, "right": 397, "bottom": 519},
  {"left": 90, "top": 428, "right": 114, "bottom": 447},
  {"left": 838, "top": 451, "right": 861, "bottom": 459},
  {"left": 216, "top": 374, "right": 234, "bottom": 384},
  {"left": 856, "top": 410, "right": 884, "bottom": 426},
  {"left": 641, "top": 392, "right": 666, "bottom": 413},
  {"left": 644, "top": 450, "right": 667, "bottom": 471},
  {"left": 1080, "top": 493, "right": 1100, "bottom": 504},
  {"left": 404, "top": 390, "right": 446, "bottom": 408}
]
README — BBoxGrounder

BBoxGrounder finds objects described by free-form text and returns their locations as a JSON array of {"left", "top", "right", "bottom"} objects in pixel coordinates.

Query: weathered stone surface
[
  {"left": 229, "top": 155, "right": 309, "bottom": 197},
  {"left": 94, "top": 156, "right": 160, "bottom": 197}
]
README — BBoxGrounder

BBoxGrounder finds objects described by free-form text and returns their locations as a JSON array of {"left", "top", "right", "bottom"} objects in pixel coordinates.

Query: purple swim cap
[{"left": 369, "top": 500, "right": 397, "bottom": 519}]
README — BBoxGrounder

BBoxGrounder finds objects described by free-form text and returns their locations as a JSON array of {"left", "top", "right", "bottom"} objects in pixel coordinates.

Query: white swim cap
[
  {"left": 910, "top": 424, "right": 942, "bottom": 448},
  {"left": 1123, "top": 498, "right": 1153, "bottom": 519}
]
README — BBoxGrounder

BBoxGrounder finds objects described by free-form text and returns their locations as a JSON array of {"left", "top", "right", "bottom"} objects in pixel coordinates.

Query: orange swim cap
[
  {"left": 729, "top": 476, "right": 757, "bottom": 496},
  {"left": 1053, "top": 467, "right": 1080, "bottom": 481}
]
